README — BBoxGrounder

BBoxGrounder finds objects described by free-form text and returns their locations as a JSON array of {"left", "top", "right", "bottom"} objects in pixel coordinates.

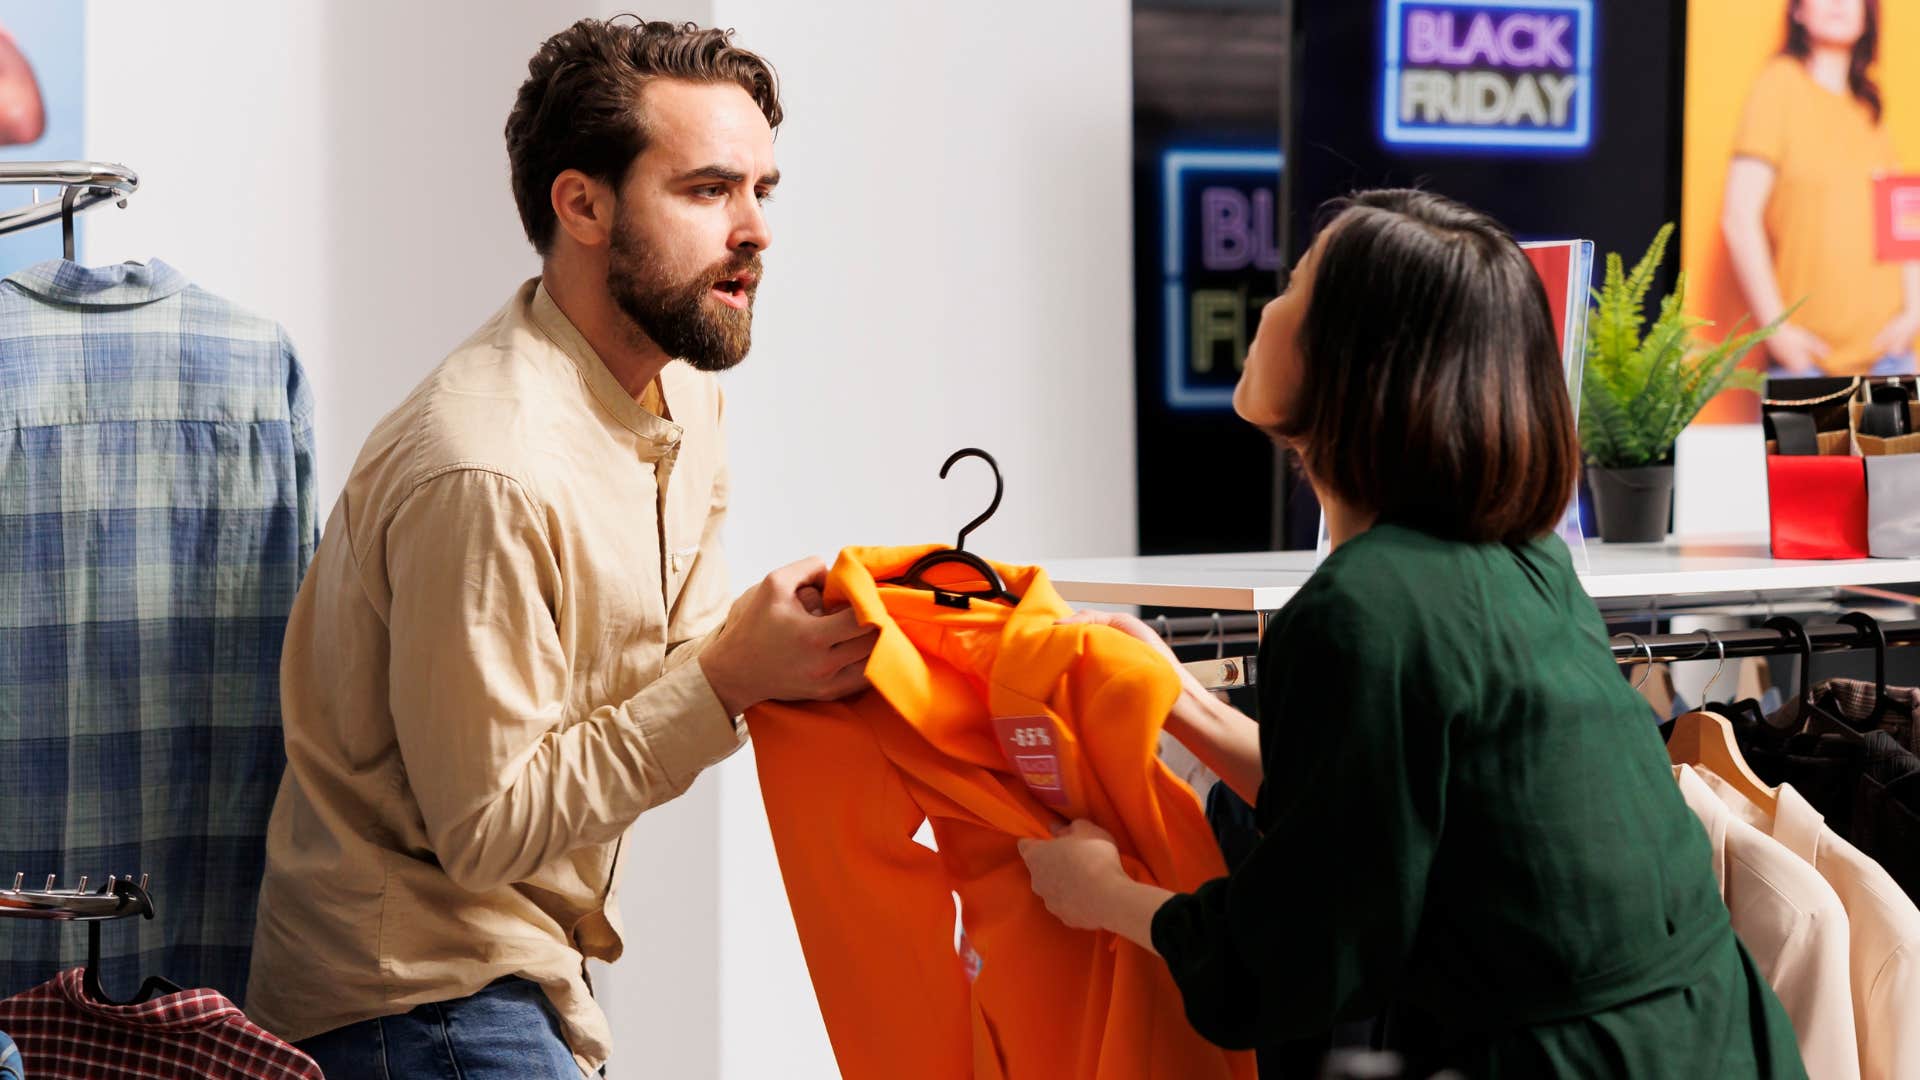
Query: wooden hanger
[
  {"left": 1666, "top": 631, "right": 1776, "bottom": 815},
  {"left": 1669, "top": 710, "right": 1778, "bottom": 816}
]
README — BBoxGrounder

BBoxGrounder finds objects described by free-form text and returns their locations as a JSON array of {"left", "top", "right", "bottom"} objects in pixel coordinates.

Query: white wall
[
  {"left": 705, "top": 3, "right": 1135, "bottom": 1076},
  {"left": 81, "top": 3, "right": 1137, "bottom": 1078},
  {"left": 85, "top": 4, "right": 728, "bottom": 1079}
]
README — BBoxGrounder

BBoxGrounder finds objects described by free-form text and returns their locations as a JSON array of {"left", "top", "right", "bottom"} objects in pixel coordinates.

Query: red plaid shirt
[{"left": 0, "top": 968, "right": 321, "bottom": 1079}]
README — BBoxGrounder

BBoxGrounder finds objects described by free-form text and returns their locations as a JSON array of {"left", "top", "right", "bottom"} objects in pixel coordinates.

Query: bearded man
[{"left": 245, "top": 19, "right": 875, "bottom": 1078}]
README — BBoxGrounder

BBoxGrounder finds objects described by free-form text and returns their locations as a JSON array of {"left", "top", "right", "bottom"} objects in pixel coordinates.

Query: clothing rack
[
  {"left": 0, "top": 873, "right": 159, "bottom": 1005},
  {"left": 1160, "top": 615, "right": 1920, "bottom": 692},
  {"left": 0, "top": 873, "right": 152, "bottom": 922},
  {"left": 0, "top": 161, "right": 138, "bottom": 259},
  {"left": 1608, "top": 619, "right": 1920, "bottom": 665}
]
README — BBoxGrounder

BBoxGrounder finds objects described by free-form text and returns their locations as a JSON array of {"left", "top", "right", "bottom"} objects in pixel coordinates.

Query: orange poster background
[{"left": 1686, "top": 0, "right": 1920, "bottom": 423}]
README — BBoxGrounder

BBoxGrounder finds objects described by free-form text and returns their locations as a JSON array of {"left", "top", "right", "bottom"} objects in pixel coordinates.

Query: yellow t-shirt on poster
[{"left": 1734, "top": 56, "right": 1903, "bottom": 375}]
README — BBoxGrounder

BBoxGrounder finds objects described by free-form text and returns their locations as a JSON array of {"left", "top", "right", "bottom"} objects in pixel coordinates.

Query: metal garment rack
[
  {"left": 1160, "top": 613, "right": 1920, "bottom": 691},
  {"left": 0, "top": 873, "right": 159, "bottom": 1005},
  {"left": 0, "top": 872, "right": 152, "bottom": 922},
  {"left": 1606, "top": 619, "right": 1920, "bottom": 665},
  {"left": 0, "top": 161, "right": 138, "bottom": 259}
]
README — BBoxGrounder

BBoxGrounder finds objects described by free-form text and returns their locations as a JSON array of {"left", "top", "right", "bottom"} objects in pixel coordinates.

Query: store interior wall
[
  {"left": 80, "top": 2, "right": 1135, "bottom": 1076},
  {"left": 66, "top": 0, "right": 1760, "bottom": 1075},
  {"left": 704, "top": 1, "right": 1134, "bottom": 1074}
]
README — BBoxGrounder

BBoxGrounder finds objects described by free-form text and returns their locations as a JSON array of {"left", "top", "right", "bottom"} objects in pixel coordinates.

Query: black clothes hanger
[
  {"left": 1826, "top": 612, "right": 1898, "bottom": 735},
  {"left": 82, "top": 877, "right": 182, "bottom": 1006},
  {"left": 888, "top": 448, "right": 1020, "bottom": 607},
  {"left": 1764, "top": 616, "right": 1862, "bottom": 742}
]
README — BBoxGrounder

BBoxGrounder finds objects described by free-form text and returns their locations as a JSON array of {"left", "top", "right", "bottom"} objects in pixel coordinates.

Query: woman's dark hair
[
  {"left": 1274, "top": 189, "right": 1578, "bottom": 546},
  {"left": 1785, "top": 0, "right": 1881, "bottom": 122},
  {"left": 505, "top": 17, "right": 783, "bottom": 256}
]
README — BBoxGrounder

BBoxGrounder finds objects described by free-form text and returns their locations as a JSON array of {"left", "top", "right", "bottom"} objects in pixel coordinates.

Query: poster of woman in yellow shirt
[{"left": 1709, "top": 0, "right": 1919, "bottom": 385}]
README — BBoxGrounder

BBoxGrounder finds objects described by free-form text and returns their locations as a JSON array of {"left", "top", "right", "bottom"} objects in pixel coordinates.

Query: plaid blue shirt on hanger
[{"left": 0, "top": 258, "right": 315, "bottom": 1004}]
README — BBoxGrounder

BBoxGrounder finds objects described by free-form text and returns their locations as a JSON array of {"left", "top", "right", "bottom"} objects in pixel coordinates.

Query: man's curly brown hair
[{"left": 505, "top": 16, "right": 782, "bottom": 256}]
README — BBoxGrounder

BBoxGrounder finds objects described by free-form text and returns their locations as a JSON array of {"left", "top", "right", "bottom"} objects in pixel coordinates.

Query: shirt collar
[
  {"left": 527, "top": 279, "right": 684, "bottom": 448},
  {"left": 1770, "top": 782, "right": 1828, "bottom": 864},
  {"left": 5, "top": 258, "right": 190, "bottom": 306},
  {"left": 1673, "top": 765, "right": 1731, "bottom": 889},
  {"left": 823, "top": 545, "right": 1185, "bottom": 833},
  {"left": 827, "top": 547, "right": 1164, "bottom": 724},
  {"left": 828, "top": 545, "right": 1070, "bottom": 725}
]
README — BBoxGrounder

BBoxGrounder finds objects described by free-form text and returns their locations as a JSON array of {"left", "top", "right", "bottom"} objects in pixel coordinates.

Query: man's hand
[{"left": 699, "top": 558, "right": 879, "bottom": 716}]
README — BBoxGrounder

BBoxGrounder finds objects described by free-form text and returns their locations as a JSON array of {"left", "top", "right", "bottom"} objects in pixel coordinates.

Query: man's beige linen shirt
[{"left": 246, "top": 281, "right": 745, "bottom": 1076}]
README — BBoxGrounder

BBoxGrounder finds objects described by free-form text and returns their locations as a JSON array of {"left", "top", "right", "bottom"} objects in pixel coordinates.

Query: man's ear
[{"left": 551, "top": 169, "right": 614, "bottom": 249}]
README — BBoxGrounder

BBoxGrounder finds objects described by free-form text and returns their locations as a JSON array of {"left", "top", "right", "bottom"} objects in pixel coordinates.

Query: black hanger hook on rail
[
  {"left": 938, "top": 448, "right": 1003, "bottom": 552},
  {"left": 1764, "top": 616, "right": 1816, "bottom": 714},
  {"left": 1838, "top": 611, "right": 1897, "bottom": 727}
]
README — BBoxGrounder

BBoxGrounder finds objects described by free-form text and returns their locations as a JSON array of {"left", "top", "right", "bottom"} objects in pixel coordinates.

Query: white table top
[{"left": 1044, "top": 537, "right": 1920, "bottom": 612}]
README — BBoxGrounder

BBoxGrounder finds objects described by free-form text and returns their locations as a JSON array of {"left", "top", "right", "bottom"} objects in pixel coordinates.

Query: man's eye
[
  {"left": 697, "top": 185, "right": 725, "bottom": 198},
  {"left": 755, "top": 190, "right": 774, "bottom": 204}
]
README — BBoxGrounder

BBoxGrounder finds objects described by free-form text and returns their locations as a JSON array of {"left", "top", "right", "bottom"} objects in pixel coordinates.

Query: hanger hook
[
  {"left": 1696, "top": 629, "right": 1730, "bottom": 705},
  {"left": 1612, "top": 633, "right": 1657, "bottom": 691},
  {"left": 1838, "top": 611, "right": 1891, "bottom": 719},
  {"left": 1764, "top": 616, "right": 1815, "bottom": 712},
  {"left": 938, "top": 448, "right": 1003, "bottom": 553}
]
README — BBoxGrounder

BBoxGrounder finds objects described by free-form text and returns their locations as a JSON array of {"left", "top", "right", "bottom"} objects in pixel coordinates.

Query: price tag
[
  {"left": 957, "top": 928, "right": 983, "bottom": 982},
  {"left": 992, "top": 714, "right": 1069, "bottom": 809}
]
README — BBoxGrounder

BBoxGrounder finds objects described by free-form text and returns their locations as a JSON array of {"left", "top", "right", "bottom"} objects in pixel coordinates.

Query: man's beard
[{"left": 607, "top": 216, "right": 763, "bottom": 373}]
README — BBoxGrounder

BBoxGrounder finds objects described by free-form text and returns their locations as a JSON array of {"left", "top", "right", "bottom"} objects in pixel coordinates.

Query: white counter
[{"left": 1044, "top": 537, "right": 1920, "bottom": 612}]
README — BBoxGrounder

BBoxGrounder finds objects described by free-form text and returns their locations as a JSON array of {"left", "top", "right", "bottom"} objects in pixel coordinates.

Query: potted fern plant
[{"left": 1581, "top": 223, "right": 1784, "bottom": 543}]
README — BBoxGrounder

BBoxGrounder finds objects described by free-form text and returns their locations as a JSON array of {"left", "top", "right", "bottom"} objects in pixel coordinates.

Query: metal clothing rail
[
  {"left": 1608, "top": 619, "right": 1920, "bottom": 665},
  {"left": 1151, "top": 604, "right": 1919, "bottom": 653},
  {"left": 0, "top": 872, "right": 151, "bottom": 922},
  {"left": 0, "top": 160, "right": 139, "bottom": 259},
  {"left": 1163, "top": 615, "right": 1920, "bottom": 690},
  {"left": 0, "top": 872, "right": 165, "bottom": 1005}
]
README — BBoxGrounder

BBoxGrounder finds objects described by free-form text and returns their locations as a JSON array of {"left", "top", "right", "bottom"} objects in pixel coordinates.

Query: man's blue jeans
[{"left": 295, "top": 977, "right": 585, "bottom": 1079}]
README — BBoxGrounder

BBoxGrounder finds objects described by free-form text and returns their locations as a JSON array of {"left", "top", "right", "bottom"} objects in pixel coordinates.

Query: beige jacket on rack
[
  {"left": 1674, "top": 764, "right": 1859, "bottom": 1080},
  {"left": 1691, "top": 768, "right": 1920, "bottom": 1080}
]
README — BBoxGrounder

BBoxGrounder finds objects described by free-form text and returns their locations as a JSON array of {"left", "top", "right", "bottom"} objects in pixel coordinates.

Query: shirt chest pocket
[
  {"left": 665, "top": 542, "right": 701, "bottom": 612},
  {"left": 662, "top": 475, "right": 714, "bottom": 614}
]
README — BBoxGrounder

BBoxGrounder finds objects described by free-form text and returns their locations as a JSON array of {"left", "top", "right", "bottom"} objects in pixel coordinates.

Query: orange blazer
[{"left": 748, "top": 546, "right": 1254, "bottom": 1080}]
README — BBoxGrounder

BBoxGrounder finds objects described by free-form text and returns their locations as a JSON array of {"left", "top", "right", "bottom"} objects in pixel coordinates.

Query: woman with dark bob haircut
[{"left": 1020, "top": 190, "right": 1805, "bottom": 1077}]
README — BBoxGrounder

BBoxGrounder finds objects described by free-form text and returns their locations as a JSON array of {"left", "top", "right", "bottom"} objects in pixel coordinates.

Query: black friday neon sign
[{"left": 1382, "top": 0, "right": 1593, "bottom": 151}]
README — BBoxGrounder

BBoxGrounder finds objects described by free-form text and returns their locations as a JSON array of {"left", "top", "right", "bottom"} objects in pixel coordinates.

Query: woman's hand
[
  {"left": 1766, "top": 322, "right": 1832, "bottom": 375},
  {"left": 1018, "top": 820, "right": 1131, "bottom": 931},
  {"left": 1870, "top": 308, "right": 1920, "bottom": 360},
  {"left": 1062, "top": 608, "right": 1266, "bottom": 804},
  {"left": 1020, "top": 821, "right": 1175, "bottom": 951},
  {"left": 1061, "top": 610, "right": 1208, "bottom": 697}
]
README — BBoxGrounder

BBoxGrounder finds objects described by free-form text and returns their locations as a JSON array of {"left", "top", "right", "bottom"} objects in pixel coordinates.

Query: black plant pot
[{"left": 1588, "top": 464, "right": 1675, "bottom": 543}]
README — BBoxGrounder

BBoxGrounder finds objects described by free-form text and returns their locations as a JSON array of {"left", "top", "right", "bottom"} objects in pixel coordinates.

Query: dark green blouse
[{"left": 1151, "top": 525, "right": 1806, "bottom": 1078}]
